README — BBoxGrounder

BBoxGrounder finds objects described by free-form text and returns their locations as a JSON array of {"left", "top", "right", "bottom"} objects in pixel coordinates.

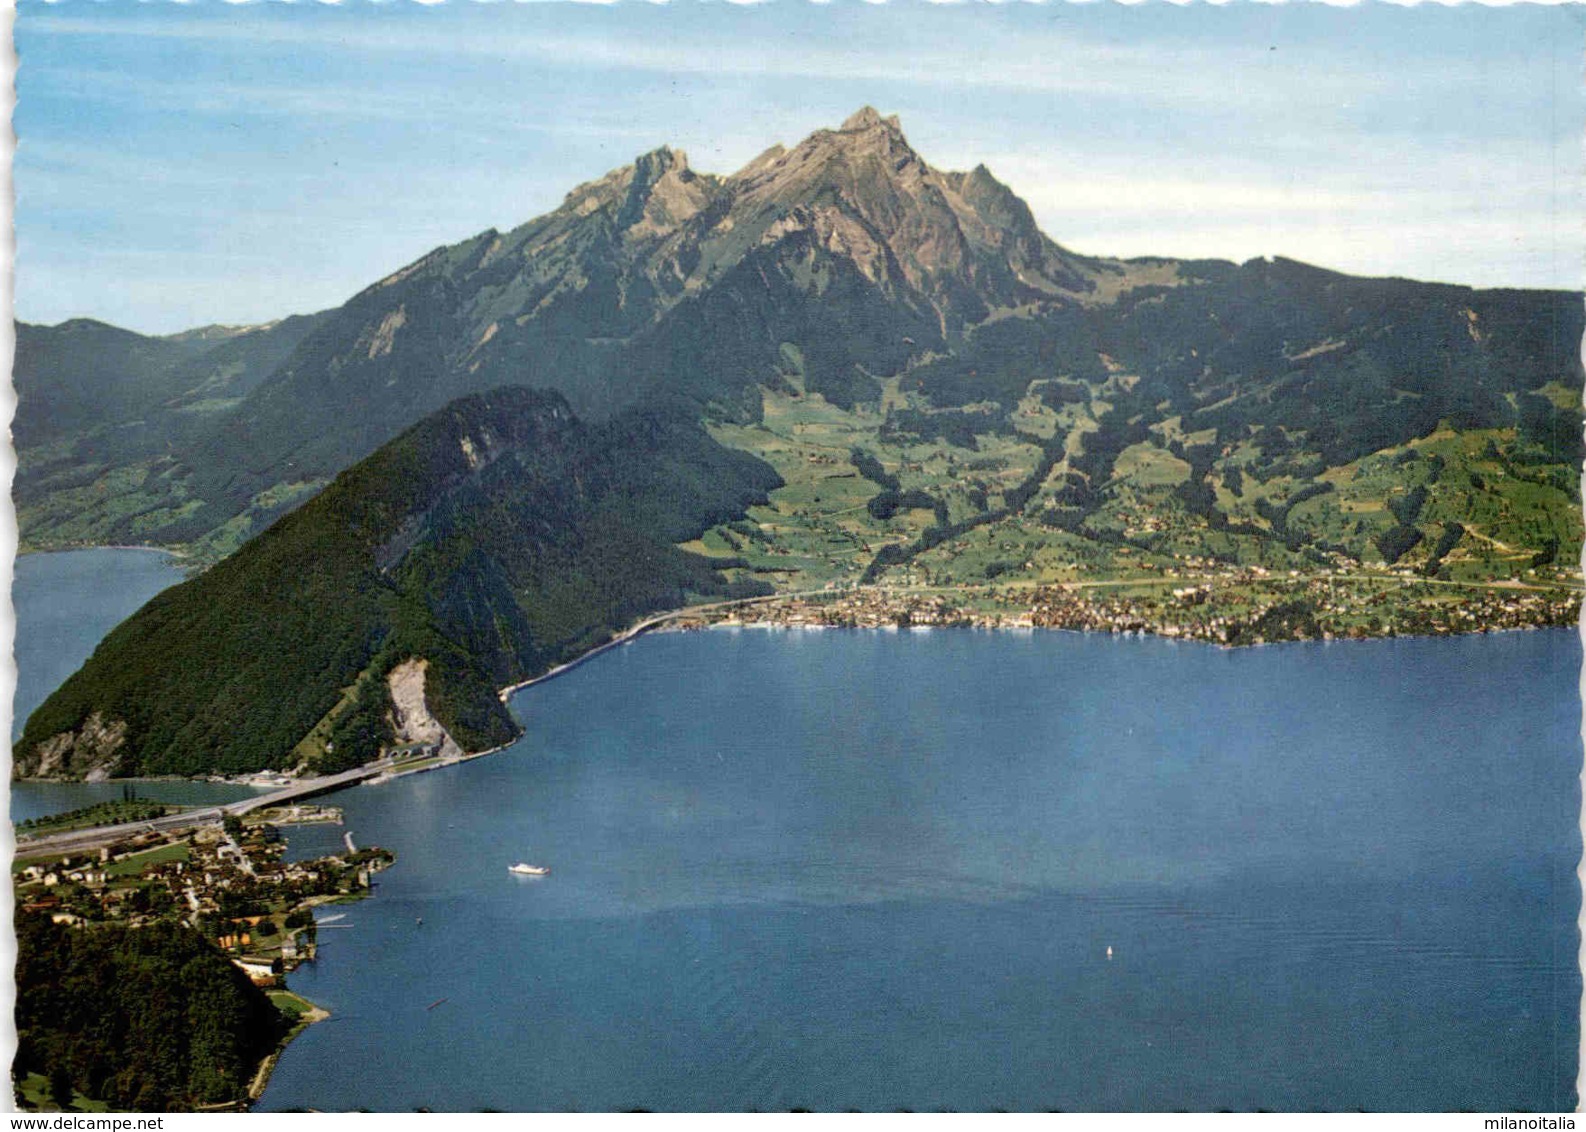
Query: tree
[
  {"left": 16, "top": 916, "right": 286, "bottom": 1110},
  {"left": 49, "top": 1064, "right": 74, "bottom": 1110}
]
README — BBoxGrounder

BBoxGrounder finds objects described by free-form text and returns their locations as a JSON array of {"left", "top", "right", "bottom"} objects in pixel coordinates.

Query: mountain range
[{"left": 15, "top": 107, "right": 1583, "bottom": 778}]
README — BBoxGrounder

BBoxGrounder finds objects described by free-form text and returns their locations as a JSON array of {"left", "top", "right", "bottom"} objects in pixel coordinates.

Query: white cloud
[{"left": 23, "top": 11, "right": 1314, "bottom": 106}]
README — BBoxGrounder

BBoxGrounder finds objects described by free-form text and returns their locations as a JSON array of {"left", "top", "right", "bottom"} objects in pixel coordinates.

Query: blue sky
[{"left": 15, "top": 1, "right": 1585, "bottom": 334}]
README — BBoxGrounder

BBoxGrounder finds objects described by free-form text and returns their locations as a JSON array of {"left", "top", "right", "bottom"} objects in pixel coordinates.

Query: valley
[{"left": 683, "top": 374, "right": 1581, "bottom": 641}]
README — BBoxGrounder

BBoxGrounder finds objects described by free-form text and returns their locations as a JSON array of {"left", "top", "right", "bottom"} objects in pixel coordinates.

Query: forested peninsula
[{"left": 16, "top": 388, "right": 778, "bottom": 780}]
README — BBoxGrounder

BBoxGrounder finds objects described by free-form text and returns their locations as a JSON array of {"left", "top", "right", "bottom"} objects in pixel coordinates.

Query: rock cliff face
[
  {"left": 26, "top": 713, "right": 129, "bottom": 781},
  {"left": 386, "top": 659, "right": 463, "bottom": 762}
]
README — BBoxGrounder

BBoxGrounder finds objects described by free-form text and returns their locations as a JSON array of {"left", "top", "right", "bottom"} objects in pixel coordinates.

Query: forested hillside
[
  {"left": 15, "top": 312, "right": 330, "bottom": 557},
  {"left": 14, "top": 915, "right": 286, "bottom": 1110},
  {"left": 16, "top": 388, "right": 780, "bottom": 779}
]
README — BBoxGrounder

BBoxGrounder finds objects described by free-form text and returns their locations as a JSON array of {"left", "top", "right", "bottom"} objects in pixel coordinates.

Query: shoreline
[
  {"left": 491, "top": 586, "right": 818, "bottom": 700},
  {"left": 493, "top": 589, "right": 815, "bottom": 703},
  {"left": 11, "top": 805, "right": 378, "bottom": 1113},
  {"left": 17, "top": 543, "right": 188, "bottom": 560},
  {"left": 248, "top": 992, "right": 330, "bottom": 1107},
  {"left": 685, "top": 614, "right": 1578, "bottom": 650},
  {"left": 15, "top": 580, "right": 1579, "bottom": 792},
  {"left": 674, "top": 576, "right": 1581, "bottom": 650}
]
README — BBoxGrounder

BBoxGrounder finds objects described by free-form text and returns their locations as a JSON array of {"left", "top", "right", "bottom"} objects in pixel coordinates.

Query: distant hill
[
  {"left": 15, "top": 311, "right": 331, "bottom": 554},
  {"left": 14, "top": 319, "right": 203, "bottom": 450},
  {"left": 16, "top": 387, "right": 779, "bottom": 779},
  {"left": 15, "top": 313, "right": 329, "bottom": 449}
]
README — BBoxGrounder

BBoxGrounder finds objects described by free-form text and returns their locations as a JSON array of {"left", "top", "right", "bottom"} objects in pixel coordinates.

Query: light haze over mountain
[{"left": 16, "top": 2, "right": 1581, "bottom": 333}]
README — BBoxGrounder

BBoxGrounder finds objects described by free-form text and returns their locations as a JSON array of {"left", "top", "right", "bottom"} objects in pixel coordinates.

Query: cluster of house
[
  {"left": 217, "top": 915, "right": 297, "bottom": 985},
  {"left": 18, "top": 853, "right": 115, "bottom": 926},
  {"left": 20, "top": 859, "right": 110, "bottom": 889},
  {"left": 722, "top": 590, "right": 1019, "bottom": 631},
  {"left": 708, "top": 566, "right": 1580, "bottom": 645},
  {"left": 16, "top": 819, "right": 393, "bottom": 985},
  {"left": 1025, "top": 575, "right": 1581, "bottom": 644}
]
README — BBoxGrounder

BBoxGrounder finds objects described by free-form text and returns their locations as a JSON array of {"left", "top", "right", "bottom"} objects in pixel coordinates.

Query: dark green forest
[
  {"left": 14, "top": 915, "right": 286, "bottom": 1110},
  {"left": 17, "top": 388, "right": 780, "bottom": 779}
]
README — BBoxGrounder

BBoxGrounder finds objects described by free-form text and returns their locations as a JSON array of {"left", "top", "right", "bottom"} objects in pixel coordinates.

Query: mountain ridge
[
  {"left": 50, "top": 108, "right": 1141, "bottom": 524},
  {"left": 19, "top": 107, "right": 1580, "bottom": 561},
  {"left": 12, "top": 106, "right": 1584, "bottom": 779}
]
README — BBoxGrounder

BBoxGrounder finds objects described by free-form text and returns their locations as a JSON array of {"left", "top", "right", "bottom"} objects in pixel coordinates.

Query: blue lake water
[
  {"left": 11, "top": 548, "right": 183, "bottom": 741},
  {"left": 8, "top": 549, "right": 269, "bottom": 822},
  {"left": 10, "top": 779, "right": 271, "bottom": 825},
  {"left": 252, "top": 626, "right": 1581, "bottom": 1112},
  {"left": 10, "top": 551, "right": 1581, "bottom": 1109}
]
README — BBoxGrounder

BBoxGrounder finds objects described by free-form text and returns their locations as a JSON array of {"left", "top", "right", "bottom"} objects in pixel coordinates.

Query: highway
[
  {"left": 14, "top": 758, "right": 398, "bottom": 859},
  {"left": 495, "top": 587, "right": 838, "bottom": 700}
]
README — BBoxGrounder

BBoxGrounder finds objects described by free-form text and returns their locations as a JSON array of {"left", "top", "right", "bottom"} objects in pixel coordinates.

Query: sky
[{"left": 14, "top": 1, "right": 1585, "bottom": 334}]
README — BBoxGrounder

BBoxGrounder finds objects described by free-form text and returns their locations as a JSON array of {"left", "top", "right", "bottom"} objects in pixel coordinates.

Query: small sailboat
[
  {"left": 1106, "top": 946, "right": 1114, "bottom": 961},
  {"left": 509, "top": 862, "right": 550, "bottom": 876}
]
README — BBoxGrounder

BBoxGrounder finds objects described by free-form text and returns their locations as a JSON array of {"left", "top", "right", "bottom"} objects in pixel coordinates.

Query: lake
[
  {"left": 260, "top": 627, "right": 1581, "bottom": 1111},
  {"left": 12, "top": 548, "right": 183, "bottom": 741},
  {"left": 12, "top": 551, "right": 1581, "bottom": 1110},
  {"left": 9, "top": 550, "right": 269, "bottom": 822}
]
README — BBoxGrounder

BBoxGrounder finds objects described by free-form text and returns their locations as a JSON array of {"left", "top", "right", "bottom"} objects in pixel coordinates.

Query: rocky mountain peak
[
  {"left": 213, "top": 109, "right": 1112, "bottom": 468},
  {"left": 632, "top": 145, "right": 690, "bottom": 183},
  {"left": 829, "top": 106, "right": 915, "bottom": 167},
  {"left": 701, "top": 106, "right": 1087, "bottom": 310},
  {"left": 555, "top": 144, "right": 701, "bottom": 221},
  {"left": 729, "top": 105, "right": 923, "bottom": 206},
  {"left": 618, "top": 145, "right": 714, "bottom": 239},
  {"left": 841, "top": 105, "right": 903, "bottom": 134}
]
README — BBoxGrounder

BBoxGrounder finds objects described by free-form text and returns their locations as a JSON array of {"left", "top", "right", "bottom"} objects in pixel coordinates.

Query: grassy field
[
  {"left": 13, "top": 1072, "right": 113, "bottom": 1113},
  {"left": 704, "top": 381, "right": 1053, "bottom": 590},
  {"left": 104, "top": 840, "right": 192, "bottom": 877},
  {"left": 18, "top": 455, "right": 326, "bottom": 567},
  {"left": 15, "top": 800, "right": 183, "bottom": 838},
  {"left": 267, "top": 989, "right": 321, "bottom": 1022},
  {"left": 694, "top": 375, "right": 1580, "bottom": 606}
]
